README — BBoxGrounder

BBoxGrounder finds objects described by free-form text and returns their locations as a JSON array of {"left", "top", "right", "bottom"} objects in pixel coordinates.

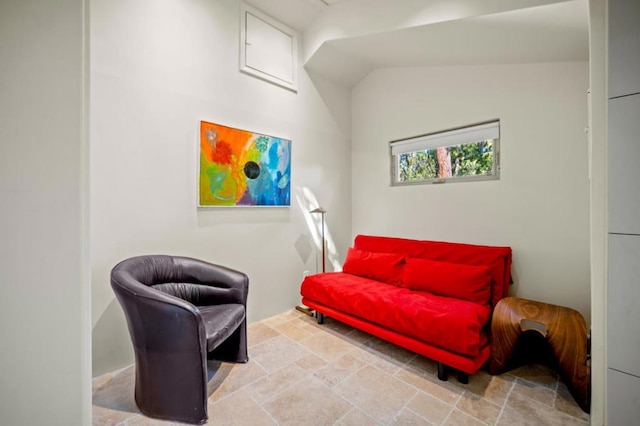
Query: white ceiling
[
  {"left": 329, "top": 1, "right": 588, "bottom": 68},
  {"left": 244, "top": 0, "right": 589, "bottom": 87}
]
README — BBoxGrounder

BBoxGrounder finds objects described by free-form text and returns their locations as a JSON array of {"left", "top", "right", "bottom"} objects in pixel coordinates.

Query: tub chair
[{"left": 111, "top": 255, "right": 249, "bottom": 425}]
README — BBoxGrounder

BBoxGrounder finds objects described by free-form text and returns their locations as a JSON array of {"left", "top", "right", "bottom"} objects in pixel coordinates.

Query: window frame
[{"left": 389, "top": 120, "right": 501, "bottom": 186}]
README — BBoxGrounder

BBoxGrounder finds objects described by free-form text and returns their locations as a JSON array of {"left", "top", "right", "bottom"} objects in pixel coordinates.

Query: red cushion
[
  {"left": 342, "top": 247, "right": 405, "bottom": 285},
  {"left": 402, "top": 258, "right": 492, "bottom": 305},
  {"left": 354, "top": 234, "right": 512, "bottom": 308},
  {"left": 301, "top": 272, "right": 490, "bottom": 356}
]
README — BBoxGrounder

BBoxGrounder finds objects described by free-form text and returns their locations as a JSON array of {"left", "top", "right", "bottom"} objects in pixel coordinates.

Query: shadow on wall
[
  {"left": 92, "top": 298, "right": 134, "bottom": 377},
  {"left": 295, "top": 186, "right": 341, "bottom": 272}
]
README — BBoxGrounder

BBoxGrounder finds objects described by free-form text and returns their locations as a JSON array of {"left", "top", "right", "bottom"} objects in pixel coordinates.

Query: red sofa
[{"left": 300, "top": 235, "right": 512, "bottom": 382}]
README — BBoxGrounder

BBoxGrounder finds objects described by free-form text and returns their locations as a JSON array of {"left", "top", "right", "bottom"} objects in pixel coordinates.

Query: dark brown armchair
[{"left": 111, "top": 255, "right": 249, "bottom": 425}]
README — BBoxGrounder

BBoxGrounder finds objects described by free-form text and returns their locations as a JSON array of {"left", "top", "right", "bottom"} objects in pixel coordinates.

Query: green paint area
[{"left": 200, "top": 154, "right": 236, "bottom": 205}]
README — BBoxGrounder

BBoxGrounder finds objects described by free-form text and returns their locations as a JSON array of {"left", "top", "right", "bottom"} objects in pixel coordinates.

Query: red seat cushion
[
  {"left": 301, "top": 272, "right": 491, "bottom": 356},
  {"left": 402, "top": 258, "right": 492, "bottom": 305},
  {"left": 342, "top": 247, "right": 405, "bottom": 285}
]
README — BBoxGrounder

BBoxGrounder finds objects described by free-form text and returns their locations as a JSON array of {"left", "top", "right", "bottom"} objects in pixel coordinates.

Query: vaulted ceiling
[{"left": 244, "top": 0, "right": 589, "bottom": 87}]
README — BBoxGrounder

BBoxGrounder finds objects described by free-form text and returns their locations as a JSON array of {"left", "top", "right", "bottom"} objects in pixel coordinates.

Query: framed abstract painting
[{"left": 199, "top": 121, "right": 291, "bottom": 207}]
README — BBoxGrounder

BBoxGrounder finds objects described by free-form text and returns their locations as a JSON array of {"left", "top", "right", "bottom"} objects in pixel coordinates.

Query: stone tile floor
[{"left": 93, "top": 309, "right": 590, "bottom": 425}]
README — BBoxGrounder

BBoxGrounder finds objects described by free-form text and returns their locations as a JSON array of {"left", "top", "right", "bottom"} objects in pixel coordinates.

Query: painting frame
[{"left": 198, "top": 121, "right": 292, "bottom": 207}]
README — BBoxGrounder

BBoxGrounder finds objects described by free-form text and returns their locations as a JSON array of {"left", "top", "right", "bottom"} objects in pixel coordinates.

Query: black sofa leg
[
  {"left": 437, "top": 363, "right": 449, "bottom": 381},
  {"left": 316, "top": 312, "right": 325, "bottom": 324},
  {"left": 457, "top": 371, "right": 469, "bottom": 384}
]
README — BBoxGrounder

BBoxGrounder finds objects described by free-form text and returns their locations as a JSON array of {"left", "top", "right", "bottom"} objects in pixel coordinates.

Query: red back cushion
[
  {"left": 342, "top": 247, "right": 405, "bottom": 285},
  {"left": 354, "top": 234, "right": 512, "bottom": 308},
  {"left": 402, "top": 257, "right": 492, "bottom": 305}
]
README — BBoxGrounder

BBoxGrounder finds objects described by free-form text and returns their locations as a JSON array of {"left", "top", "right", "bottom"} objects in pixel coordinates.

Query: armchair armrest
[{"left": 111, "top": 270, "right": 207, "bottom": 354}]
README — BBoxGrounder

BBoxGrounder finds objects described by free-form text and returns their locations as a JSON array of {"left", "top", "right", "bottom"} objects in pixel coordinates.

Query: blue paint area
[{"left": 242, "top": 139, "right": 290, "bottom": 206}]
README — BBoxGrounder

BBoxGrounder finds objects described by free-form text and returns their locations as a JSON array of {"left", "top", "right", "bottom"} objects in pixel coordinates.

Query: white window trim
[
  {"left": 390, "top": 120, "right": 501, "bottom": 186},
  {"left": 240, "top": 2, "right": 298, "bottom": 92}
]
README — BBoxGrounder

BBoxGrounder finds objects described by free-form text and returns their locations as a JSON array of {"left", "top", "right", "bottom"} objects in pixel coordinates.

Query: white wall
[
  {"left": 351, "top": 62, "right": 591, "bottom": 321},
  {"left": 91, "top": 0, "right": 352, "bottom": 376},
  {"left": 588, "top": 0, "right": 606, "bottom": 422},
  {"left": 0, "top": 0, "right": 90, "bottom": 424}
]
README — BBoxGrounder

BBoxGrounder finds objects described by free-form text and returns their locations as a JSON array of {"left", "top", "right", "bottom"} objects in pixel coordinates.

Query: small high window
[{"left": 390, "top": 120, "right": 500, "bottom": 186}]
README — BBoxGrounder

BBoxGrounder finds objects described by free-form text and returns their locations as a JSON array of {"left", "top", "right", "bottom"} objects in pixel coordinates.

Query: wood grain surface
[{"left": 489, "top": 297, "right": 591, "bottom": 413}]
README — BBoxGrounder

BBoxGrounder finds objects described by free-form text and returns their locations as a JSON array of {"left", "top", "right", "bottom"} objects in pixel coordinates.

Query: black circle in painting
[{"left": 244, "top": 161, "right": 260, "bottom": 179}]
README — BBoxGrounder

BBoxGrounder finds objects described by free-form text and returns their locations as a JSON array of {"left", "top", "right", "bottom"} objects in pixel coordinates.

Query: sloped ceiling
[{"left": 245, "top": 0, "right": 589, "bottom": 87}]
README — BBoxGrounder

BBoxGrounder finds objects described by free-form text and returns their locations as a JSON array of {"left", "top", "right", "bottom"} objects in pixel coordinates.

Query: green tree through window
[
  {"left": 398, "top": 140, "right": 494, "bottom": 182},
  {"left": 391, "top": 121, "right": 499, "bottom": 185}
]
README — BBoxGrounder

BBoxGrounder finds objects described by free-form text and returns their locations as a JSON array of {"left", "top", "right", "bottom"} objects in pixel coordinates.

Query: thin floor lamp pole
[
  {"left": 296, "top": 206, "right": 326, "bottom": 317},
  {"left": 320, "top": 212, "right": 325, "bottom": 273}
]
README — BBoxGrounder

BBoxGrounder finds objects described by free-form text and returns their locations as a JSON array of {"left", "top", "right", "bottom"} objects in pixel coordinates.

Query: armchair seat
[{"left": 199, "top": 304, "right": 245, "bottom": 351}]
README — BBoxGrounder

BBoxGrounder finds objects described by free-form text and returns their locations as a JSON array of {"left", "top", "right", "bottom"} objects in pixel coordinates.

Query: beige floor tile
[
  {"left": 314, "top": 354, "right": 366, "bottom": 387},
  {"left": 92, "top": 310, "right": 590, "bottom": 426},
  {"left": 454, "top": 369, "right": 493, "bottom": 396},
  {"left": 334, "top": 365, "right": 417, "bottom": 424},
  {"left": 444, "top": 409, "right": 487, "bottom": 426},
  {"left": 395, "top": 368, "right": 463, "bottom": 405},
  {"left": 477, "top": 373, "right": 516, "bottom": 407},
  {"left": 248, "top": 322, "right": 280, "bottom": 348},
  {"left": 295, "top": 353, "right": 329, "bottom": 372},
  {"left": 407, "top": 391, "right": 454, "bottom": 425},
  {"left": 390, "top": 408, "right": 434, "bottom": 425},
  {"left": 93, "top": 366, "right": 140, "bottom": 426},
  {"left": 507, "top": 364, "right": 559, "bottom": 389},
  {"left": 261, "top": 313, "right": 290, "bottom": 328},
  {"left": 271, "top": 319, "right": 315, "bottom": 341},
  {"left": 262, "top": 376, "right": 352, "bottom": 426},
  {"left": 245, "top": 363, "right": 309, "bottom": 404},
  {"left": 341, "top": 328, "right": 375, "bottom": 346},
  {"left": 251, "top": 335, "right": 310, "bottom": 373},
  {"left": 208, "top": 360, "right": 268, "bottom": 402},
  {"left": 299, "top": 331, "right": 355, "bottom": 362},
  {"left": 455, "top": 392, "right": 501, "bottom": 425},
  {"left": 498, "top": 391, "right": 588, "bottom": 426},
  {"left": 512, "top": 378, "right": 556, "bottom": 406},
  {"left": 348, "top": 345, "right": 404, "bottom": 375},
  {"left": 397, "top": 356, "right": 470, "bottom": 403},
  {"left": 336, "top": 407, "right": 381, "bottom": 426},
  {"left": 452, "top": 369, "right": 516, "bottom": 408},
  {"left": 207, "top": 389, "right": 275, "bottom": 426},
  {"left": 92, "top": 371, "right": 116, "bottom": 393},
  {"left": 361, "top": 337, "right": 416, "bottom": 368},
  {"left": 554, "top": 382, "right": 590, "bottom": 422},
  {"left": 294, "top": 319, "right": 324, "bottom": 335}
]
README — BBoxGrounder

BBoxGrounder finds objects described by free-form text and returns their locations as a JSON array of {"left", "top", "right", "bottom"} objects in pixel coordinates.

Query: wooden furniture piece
[{"left": 489, "top": 297, "right": 590, "bottom": 413}]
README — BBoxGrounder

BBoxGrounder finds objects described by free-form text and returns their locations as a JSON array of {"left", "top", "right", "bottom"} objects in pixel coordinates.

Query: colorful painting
[{"left": 199, "top": 121, "right": 291, "bottom": 206}]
